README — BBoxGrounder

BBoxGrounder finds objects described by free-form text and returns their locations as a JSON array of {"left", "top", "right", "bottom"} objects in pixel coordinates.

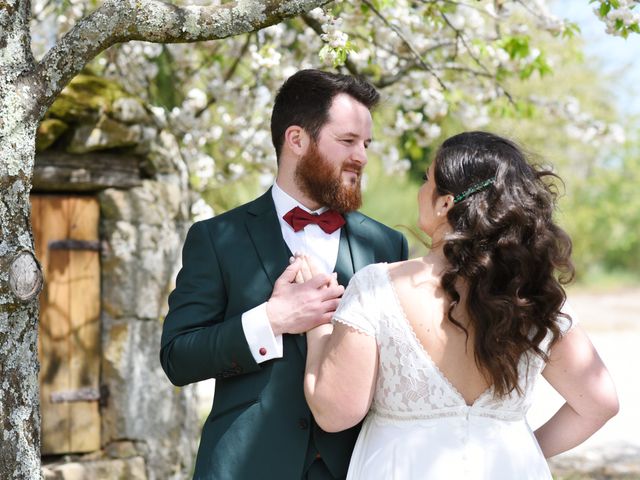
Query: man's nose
[{"left": 352, "top": 143, "right": 368, "bottom": 166}]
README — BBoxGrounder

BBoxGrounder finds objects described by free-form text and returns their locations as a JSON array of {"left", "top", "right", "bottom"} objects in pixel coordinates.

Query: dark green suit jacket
[{"left": 160, "top": 189, "right": 408, "bottom": 479}]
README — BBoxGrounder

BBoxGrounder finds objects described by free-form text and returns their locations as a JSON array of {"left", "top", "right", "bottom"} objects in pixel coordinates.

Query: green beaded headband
[{"left": 453, "top": 177, "right": 495, "bottom": 203}]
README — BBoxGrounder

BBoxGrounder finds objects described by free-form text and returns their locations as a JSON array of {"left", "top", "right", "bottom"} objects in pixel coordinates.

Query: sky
[{"left": 551, "top": 0, "right": 640, "bottom": 117}]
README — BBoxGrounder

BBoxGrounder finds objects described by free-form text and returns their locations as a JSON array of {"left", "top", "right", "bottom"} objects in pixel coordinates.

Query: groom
[{"left": 160, "top": 69, "right": 408, "bottom": 479}]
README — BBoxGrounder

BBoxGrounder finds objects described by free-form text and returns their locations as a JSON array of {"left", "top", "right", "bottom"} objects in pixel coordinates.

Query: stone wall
[{"left": 37, "top": 75, "right": 200, "bottom": 480}]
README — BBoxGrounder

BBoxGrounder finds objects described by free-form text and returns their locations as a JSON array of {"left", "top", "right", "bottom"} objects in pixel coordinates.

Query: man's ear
[{"left": 284, "top": 125, "right": 309, "bottom": 156}]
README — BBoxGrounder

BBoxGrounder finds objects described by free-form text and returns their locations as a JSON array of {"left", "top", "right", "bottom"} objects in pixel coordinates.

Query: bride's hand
[
  {"left": 291, "top": 253, "right": 338, "bottom": 288},
  {"left": 290, "top": 253, "right": 341, "bottom": 335},
  {"left": 292, "top": 253, "right": 313, "bottom": 284}
]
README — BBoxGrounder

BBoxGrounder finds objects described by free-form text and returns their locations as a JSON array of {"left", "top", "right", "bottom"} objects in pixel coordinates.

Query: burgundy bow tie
[{"left": 283, "top": 206, "right": 345, "bottom": 234}]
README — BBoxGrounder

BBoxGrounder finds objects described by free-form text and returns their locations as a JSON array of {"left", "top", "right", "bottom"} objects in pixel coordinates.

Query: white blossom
[
  {"left": 191, "top": 198, "right": 215, "bottom": 222},
  {"left": 28, "top": 0, "right": 632, "bottom": 198}
]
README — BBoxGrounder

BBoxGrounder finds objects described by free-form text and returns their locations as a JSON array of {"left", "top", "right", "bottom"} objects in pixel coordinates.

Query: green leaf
[
  {"left": 533, "top": 54, "right": 553, "bottom": 77},
  {"left": 562, "top": 22, "right": 581, "bottom": 39},
  {"left": 520, "top": 65, "right": 534, "bottom": 80},
  {"left": 495, "top": 66, "right": 510, "bottom": 82},
  {"left": 371, "top": 0, "right": 394, "bottom": 10},
  {"left": 499, "top": 36, "right": 530, "bottom": 59},
  {"left": 441, "top": 3, "right": 457, "bottom": 14},
  {"left": 515, "top": 100, "right": 536, "bottom": 118},
  {"left": 599, "top": 2, "right": 611, "bottom": 18}
]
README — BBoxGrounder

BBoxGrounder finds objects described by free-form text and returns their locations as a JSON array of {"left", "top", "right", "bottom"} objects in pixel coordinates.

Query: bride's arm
[
  {"left": 534, "top": 325, "right": 619, "bottom": 457},
  {"left": 293, "top": 253, "right": 378, "bottom": 432},
  {"left": 304, "top": 321, "right": 378, "bottom": 433}
]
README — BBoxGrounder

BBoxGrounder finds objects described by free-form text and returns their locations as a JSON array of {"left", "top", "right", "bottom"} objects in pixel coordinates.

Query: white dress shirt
[{"left": 241, "top": 182, "right": 342, "bottom": 363}]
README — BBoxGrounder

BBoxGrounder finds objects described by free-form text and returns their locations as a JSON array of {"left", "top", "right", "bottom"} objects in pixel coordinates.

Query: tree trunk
[
  {"left": 0, "top": 92, "right": 44, "bottom": 477},
  {"left": 0, "top": 1, "right": 329, "bottom": 476}
]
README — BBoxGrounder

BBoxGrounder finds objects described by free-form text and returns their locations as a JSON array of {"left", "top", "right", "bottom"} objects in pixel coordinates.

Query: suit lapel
[
  {"left": 344, "top": 211, "right": 375, "bottom": 274},
  {"left": 246, "top": 190, "right": 307, "bottom": 357},
  {"left": 245, "top": 189, "right": 290, "bottom": 288},
  {"left": 334, "top": 228, "right": 354, "bottom": 287}
]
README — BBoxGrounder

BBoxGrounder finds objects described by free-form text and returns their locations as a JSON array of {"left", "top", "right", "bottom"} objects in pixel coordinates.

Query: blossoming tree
[
  {"left": 1, "top": 0, "right": 638, "bottom": 477},
  {"left": 33, "top": 0, "right": 636, "bottom": 217}
]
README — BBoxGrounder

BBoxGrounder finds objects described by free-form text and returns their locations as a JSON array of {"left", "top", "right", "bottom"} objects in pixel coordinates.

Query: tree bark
[
  {"left": 0, "top": 1, "right": 328, "bottom": 477},
  {"left": 0, "top": 96, "right": 44, "bottom": 480}
]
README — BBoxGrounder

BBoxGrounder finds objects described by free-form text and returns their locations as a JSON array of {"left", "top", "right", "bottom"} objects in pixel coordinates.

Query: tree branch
[
  {"left": 376, "top": 63, "right": 420, "bottom": 88},
  {"left": 438, "top": 64, "right": 495, "bottom": 78},
  {"left": 440, "top": 10, "right": 515, "bottom": 105},
  {"left": 513, "top": 0, "right": 555, "bottom": 25},
  {"left": 195, "top": 33, "right": 253, "bottom": 118},
  {"left": 438, "top": 0, "right": 499, "bottom": 20},
  {"left": 361, "top": 0, "right": 447, "bottom": 90},
  {"left": 32, "top": 0, "right": 330, "bottom": 121}
]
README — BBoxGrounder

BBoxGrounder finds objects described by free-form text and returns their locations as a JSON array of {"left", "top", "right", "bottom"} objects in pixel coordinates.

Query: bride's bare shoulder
[{"left": 387, "top": 258, "right": 441, "bottom": 286}]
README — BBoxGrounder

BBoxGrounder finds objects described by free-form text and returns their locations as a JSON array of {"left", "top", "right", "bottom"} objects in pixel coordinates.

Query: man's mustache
[{"left": 341, "top": 162, "right": 363, "bottom": 176}]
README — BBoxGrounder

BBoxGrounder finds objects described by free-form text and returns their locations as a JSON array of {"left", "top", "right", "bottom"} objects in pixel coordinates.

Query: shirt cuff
[{"left": 241, "top": 302, "right": 283, "bottom": 363}]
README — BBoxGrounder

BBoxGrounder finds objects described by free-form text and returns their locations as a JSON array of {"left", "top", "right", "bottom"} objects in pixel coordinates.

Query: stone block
[
  {"left": 54, "top": 463, "right": 85, "bottom": 480},
  {"left": 37, "top": 118, "right": 69, "bottom": 152},
  {"left": 105, "top": 440, "right": 139, "bottom": 459},
  {"left": 143, "top": 130, "right": 183, "bottom": 175},
  {"left": 67, "top": 116, "right": 141, "bottom": 154},
  {"left": 100, "top": 318, "right": 198, "bottom": 479},
  {"left": 46, "top": 458, "right": 147, "bottom": 480},
  {"left": 112, "top": 98, "right": 149, "bottom": 124}
]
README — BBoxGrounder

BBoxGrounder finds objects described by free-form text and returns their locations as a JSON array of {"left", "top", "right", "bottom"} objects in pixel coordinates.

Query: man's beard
[{"left": 294, "top": 141, "right": 362, "bottom": 213}]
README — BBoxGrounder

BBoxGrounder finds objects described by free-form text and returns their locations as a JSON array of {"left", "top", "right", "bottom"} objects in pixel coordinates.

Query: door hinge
[
  {"left": 49, "top": 239, "right": 101, "bottom": 252},
  {"left": 50, "top": 386, "right": 101, "bottom": 403}
]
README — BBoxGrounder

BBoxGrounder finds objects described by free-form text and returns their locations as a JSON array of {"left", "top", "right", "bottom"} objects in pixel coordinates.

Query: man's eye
[{"left": 422, "top": 173, "right": 428, "bottom": 182}]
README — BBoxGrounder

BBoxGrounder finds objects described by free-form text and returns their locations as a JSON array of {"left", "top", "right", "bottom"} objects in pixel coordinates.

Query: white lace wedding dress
[{"left": 333, "top": 263, "right": 574, "bottom": 480}]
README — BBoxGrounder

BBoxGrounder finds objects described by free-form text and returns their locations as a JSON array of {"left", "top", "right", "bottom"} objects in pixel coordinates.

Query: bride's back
[{"left": 388, "top": 258, "right": 490, "bottom": 406}]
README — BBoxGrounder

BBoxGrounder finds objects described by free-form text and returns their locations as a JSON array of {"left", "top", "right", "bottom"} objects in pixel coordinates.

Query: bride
[{"left": 301, "top": 131, "right": 618, "bottom": 479}]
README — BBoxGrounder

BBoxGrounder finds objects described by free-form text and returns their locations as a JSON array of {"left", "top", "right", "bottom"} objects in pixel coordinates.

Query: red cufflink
[{"left": 259, "top": 347, "right": 267, "bottom": 356}]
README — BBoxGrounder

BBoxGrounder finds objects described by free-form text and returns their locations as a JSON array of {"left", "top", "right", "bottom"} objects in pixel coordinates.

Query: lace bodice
[{"left": 333, "top": 263, "right": 574, "bottom": 423}]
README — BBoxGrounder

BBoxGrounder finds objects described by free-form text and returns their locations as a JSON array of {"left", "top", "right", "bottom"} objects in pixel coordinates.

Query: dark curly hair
[{"left": 433, "top": 131, "right": 574, "bottom": 397}]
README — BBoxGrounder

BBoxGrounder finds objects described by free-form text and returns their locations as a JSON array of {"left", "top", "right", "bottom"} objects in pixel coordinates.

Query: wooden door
[{"left": 32, "top": 195, "right": 101, "bottom": 454}]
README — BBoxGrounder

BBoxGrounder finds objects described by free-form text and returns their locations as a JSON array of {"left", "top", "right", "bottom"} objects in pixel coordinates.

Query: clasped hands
[{"left": 266, "top": 253, "right": 343, "bottom": 336}]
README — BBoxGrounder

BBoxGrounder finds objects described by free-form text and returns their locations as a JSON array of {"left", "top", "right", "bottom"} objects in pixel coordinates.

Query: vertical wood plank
[
  {"left": 34, "top": 195, "right": 72, "bottom": 454},
  {"left": 33, "top": 194, "right": 102, "bottom": 455},
  {"left": 68, "top": 196, "right": 101, "bottom": 452}
]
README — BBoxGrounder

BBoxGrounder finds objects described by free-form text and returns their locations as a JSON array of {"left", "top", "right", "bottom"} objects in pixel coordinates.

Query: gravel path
[{"left": 527, "top": 288, "right": 640, "bottom": 479}]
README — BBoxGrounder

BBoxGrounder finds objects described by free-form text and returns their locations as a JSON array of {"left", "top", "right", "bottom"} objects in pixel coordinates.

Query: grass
[{"left": 570, "top": 267, "right": 640, "bottom": 293}]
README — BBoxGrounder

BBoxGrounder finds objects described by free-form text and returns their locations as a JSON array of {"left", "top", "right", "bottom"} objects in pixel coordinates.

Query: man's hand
[{"left": 267, "top": 257, "right": 344, "bottom": 336}]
